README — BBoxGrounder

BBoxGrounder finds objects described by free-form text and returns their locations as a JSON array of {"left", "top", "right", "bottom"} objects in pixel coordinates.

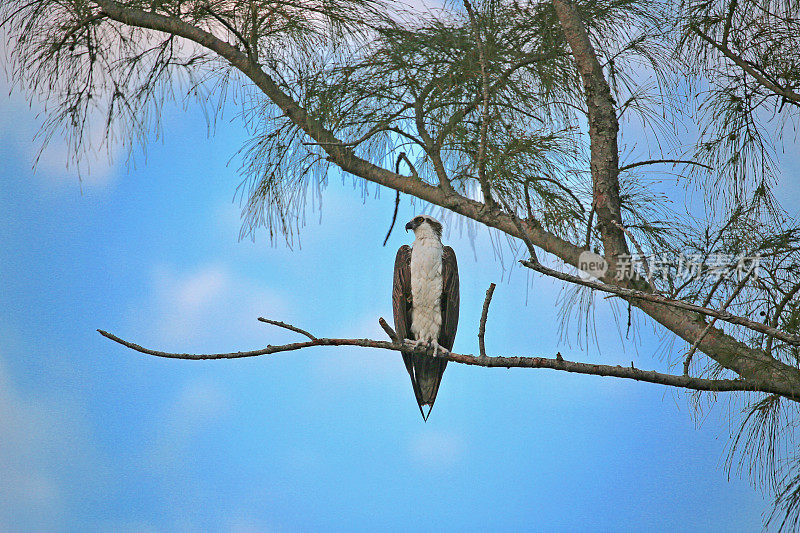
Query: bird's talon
[{"left": 429, "top": 341, "right": 449, "bottom": 358}]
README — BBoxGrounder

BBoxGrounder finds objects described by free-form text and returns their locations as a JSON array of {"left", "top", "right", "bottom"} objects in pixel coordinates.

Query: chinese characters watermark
[{"left": 577, "top": 251, "right": 761, "bottom": 282}]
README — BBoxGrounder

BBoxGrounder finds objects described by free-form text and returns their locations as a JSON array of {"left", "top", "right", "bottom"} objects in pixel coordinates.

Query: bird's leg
[{"left": 429, "top": 339, "right": 450, "bottom": 358}]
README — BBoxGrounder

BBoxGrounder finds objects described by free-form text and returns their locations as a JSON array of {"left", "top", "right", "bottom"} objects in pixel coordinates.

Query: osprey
[{"left": 392, "top": 215, "right": 459, "bottom": 420}]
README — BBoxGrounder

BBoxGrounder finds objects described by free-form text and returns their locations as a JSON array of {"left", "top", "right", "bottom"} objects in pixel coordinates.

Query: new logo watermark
[{"left": 577, "top": 251, "right": 608, "bottom": 279}]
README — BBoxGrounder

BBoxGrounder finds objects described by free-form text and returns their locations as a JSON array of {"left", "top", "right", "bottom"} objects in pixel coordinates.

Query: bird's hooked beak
[{"left": 405, "top": 220, "right": 414, "bottom": 232}]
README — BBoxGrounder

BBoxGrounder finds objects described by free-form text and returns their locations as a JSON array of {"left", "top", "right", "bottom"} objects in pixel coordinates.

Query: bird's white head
[{"left": 405, "top": 215, "right": 443, "bottom": 241}]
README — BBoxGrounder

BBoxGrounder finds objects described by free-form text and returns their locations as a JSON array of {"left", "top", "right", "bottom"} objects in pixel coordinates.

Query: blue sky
[{"left": 2, "top": 52, "right": 797, "bottom": 532}]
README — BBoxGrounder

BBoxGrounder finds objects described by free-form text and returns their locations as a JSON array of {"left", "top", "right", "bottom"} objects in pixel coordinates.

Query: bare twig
[
  {"left": 413, "top": 90, "right": 453, "bottom": 192},
  {"left": 479, "top": 283, "right": 497, "bottom": 357},
  {"left": 383, "top": 190, "right": 401, "bottom": 246},
  {"left": 619, "top": 159, "right": 714, "bottom": 172},
  {"left": 302, "top": 106, "right": 417, "bottom": 151},
  {"left": 54, "top": 13, "right": 107, "bottom": 50},
  {"left": 201, "top": 6, "right": 252, "bottom": 59},
  {"left": 701, "top": 275, "right": 727, "bottom": 308},
  {"left": 520, "top": 259, "right": 800, "bottom": 346},
  {"left": 396, "top": 152, "right": 419, "bottom": 180},
  {"left": 258, "top": 317, "right": 317, "bottom": 340},
  {"left": 383, "top": 152, "right": 421, "bottom": 246},
  {"left": 97, "top": 327, "right": 800, "bottom": 400},
  {"left": 379, "top": 317, "right": 399, "bottom": 343}
]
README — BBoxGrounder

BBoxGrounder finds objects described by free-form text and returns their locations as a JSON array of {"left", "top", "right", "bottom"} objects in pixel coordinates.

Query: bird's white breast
[{"left": 410, "top": 237, "right": 443, "bottom": 343}]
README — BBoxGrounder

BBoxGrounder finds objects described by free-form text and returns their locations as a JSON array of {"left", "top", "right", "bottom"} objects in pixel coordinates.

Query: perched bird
[{"left": 392, "top": 215, "right": 459, "bottom": 420}]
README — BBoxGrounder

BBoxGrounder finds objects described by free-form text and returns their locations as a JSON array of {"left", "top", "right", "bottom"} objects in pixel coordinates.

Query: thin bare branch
[
  {"left": 383, "top": 190, "right": 401, "bottom": 247},
  {"left": 693, "top": 27, "right": 800, "bottom": 106},
  {"left": 258, "top": 317, "right": 317, "bottom": 340},
  {"left": 396, "top": 152, "right": 419, "bottom": 180},
  {"left": 721, "top": 0, "right": 738, "bottom": 47},
  {"left": 619, "top": 159, "right": 714, "bottom": 172},
  {"left": 528, "top": 176, "right": 585, "bottom": 213},
  {"left": 202, "top": 6, "right": 252, "bottom": 58},
  {"left": 379, "top": 317, "right": 398, "bottom": 342},
  {"left": 585, "top": 203, "right": 595, "bottom": 249},
  {"left": 96, "top": 328, "right": 800, "bottom": 400},
  {"left": 479, "top": 283, "right": 497, "bottom": 357}
]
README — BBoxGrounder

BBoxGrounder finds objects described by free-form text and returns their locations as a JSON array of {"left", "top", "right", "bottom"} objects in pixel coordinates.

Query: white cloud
[
  {"left": 145, "top": 263, "right": 287, "bottom": 347},
  {"left": 175, "top": 266, "right": 229, "bottom": 314},
  {"left": 406, "top": 430, "right": 466, "bottom": 468}
]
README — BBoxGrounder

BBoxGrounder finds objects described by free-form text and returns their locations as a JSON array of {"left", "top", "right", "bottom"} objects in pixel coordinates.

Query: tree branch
[
  {"left": 497, "top": 195, "right": 539, "bottom": 262},
  {"left": 552, "top": 0, "right": 627, "bottom": 259},
  {"left": 383, "top": 189, "right": 401, "bottom": 247},
  {"left": 612, "top": 219, "right": 654, "bottom": 288},
  {"left": 528, "top": 176, "right": 585, "bottom": 213},
  {"left": 521, "top": 259, "right": 800, "bottom": 347},
  {"left": 96, "top": 325, "right": 800, "bottom": 401},
  {"left": 721, "top": 0, "right": 738, "bottom": 47},
  {"left": 549, "top": 0, "right": 800, "bottom": 389},
  {"left": 201, "top": 6, "right": 252, "bottom": 59},
  {"left": 692, "top": 26, "right": 800, "bottom": 106}
]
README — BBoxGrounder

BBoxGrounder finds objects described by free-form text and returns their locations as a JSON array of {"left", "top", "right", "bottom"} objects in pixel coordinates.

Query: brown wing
[
  {"left": 392, "top": 245, "right": 413, "bottom": 343},
  {"left": 392, "top": 245, "right": 419, "bottom": 392},
  {"left": 438, "top": 246, "right": 459, "bottom": 351}
]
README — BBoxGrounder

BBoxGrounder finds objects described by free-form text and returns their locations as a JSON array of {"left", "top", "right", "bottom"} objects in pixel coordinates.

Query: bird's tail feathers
[{"left": 404, "top": 352, "right": 447, "bottom": 421}]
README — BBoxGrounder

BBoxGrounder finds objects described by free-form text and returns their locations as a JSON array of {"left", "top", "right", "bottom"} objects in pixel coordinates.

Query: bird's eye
[{"left": 415, "top": 216, "right": 423, "bottom": 223}]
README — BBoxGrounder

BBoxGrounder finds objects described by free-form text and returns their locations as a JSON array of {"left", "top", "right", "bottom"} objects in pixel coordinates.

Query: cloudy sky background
[{"left": 2, "top": 26, "right": 800, "bottom": 532}]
